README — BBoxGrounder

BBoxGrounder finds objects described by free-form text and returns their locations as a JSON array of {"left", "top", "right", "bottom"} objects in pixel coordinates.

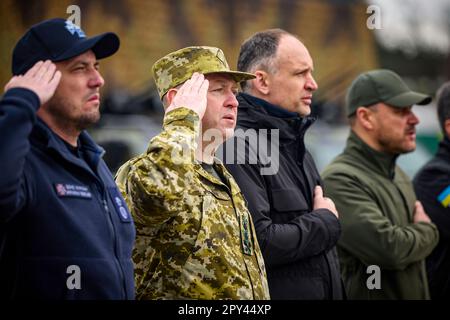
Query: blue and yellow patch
[{"left": 437, "top": 185, "right": 450, "bottom": 208}]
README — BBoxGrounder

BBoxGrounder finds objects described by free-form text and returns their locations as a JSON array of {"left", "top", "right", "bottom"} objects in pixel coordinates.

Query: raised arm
[{"left": 0, "top": 61, "right": 60, "bottom": 222}]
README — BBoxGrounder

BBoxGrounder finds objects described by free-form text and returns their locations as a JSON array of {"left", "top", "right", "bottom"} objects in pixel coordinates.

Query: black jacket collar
[
  {"left": 437, "top": 136, "right": 450, "bottom": 159},
  {"left": 241, "top": 93, "right": 299, "bottom": 118},
  {"left": 237, "top": 93, "right": 316, "bottom": 143}
]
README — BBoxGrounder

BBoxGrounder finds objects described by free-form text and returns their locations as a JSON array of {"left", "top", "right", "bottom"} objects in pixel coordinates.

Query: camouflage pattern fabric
[
  {"left": 152, "top": 46, "right": 255, "bottom": 98},
  {"left": 115, "top": 107, "right": 270, "bottom": 300}
]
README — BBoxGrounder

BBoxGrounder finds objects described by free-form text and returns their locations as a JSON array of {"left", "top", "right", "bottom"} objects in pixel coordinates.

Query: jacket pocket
[{"left": 201, "top": 184, "right": 230, "bottom": 201}]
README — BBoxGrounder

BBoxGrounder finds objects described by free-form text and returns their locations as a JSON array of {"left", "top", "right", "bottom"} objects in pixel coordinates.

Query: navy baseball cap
[{"left": 12, "top": 18, "right": 120, "bottom": 75}]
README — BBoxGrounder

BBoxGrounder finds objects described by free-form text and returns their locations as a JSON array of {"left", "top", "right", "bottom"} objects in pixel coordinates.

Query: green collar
[{"left": 345, "top": 130, "right": 398, "bottom": 179}]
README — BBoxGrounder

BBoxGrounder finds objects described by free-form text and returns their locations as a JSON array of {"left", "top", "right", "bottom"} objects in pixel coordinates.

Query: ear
[
  {"left": 252, "top": 70, "right": 270, "bottom": 95},
  {"left": 445, "top": 118, "right": 450, "bottom": 138},
  {"left": 164, "top": 88, "right": 178, "bottom": 108},
  {"left": 355, "top": 106, "right": 376, "bottom": 130}
]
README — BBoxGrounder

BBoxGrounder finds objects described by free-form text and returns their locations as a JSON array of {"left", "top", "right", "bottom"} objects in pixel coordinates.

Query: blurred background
[{"left": 1, "top": 0, "right": 449, "bottom": 177}]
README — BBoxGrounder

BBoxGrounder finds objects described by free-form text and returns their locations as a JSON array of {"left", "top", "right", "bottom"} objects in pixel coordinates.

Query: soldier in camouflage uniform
[{"left": 115, "top": 46, "right": 270, "bottom": 299}]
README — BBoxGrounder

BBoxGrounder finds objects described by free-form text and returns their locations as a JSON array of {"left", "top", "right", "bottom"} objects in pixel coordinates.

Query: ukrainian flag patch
[{"left": 437, "top": 185, "right": 450, "bottom": 208}]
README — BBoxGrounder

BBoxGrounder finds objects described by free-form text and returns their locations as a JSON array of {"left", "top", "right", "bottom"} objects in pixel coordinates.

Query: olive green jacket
[
  {"left": 115, "top": 107, "right": 270, "bottom": 300},
  {"left": 322, "top": 131, "right": 439, "bottom": 299}
]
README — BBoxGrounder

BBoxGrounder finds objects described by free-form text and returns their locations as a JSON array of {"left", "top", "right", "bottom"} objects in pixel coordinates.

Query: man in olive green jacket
[{"left": 322, "top": 69, "right": 439, "bottom": 299}]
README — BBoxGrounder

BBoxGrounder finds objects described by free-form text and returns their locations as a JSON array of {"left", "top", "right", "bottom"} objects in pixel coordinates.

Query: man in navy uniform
[{"left": 0, "top": 18, "right": 135, "bottom": 299}]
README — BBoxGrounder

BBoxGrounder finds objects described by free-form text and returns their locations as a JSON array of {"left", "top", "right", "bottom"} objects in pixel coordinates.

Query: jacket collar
[
  {"left": 237, "top": 93, "right": 316, "bottom": 143},
  {"left": 32, "top": 117, "right": 105, "bottom": 172},
  {"left": 194, "top": 158, "right": 241, "bottom": 196},
  {"left": 345, "top": 130, "right": 398, "bottom": 179},
  {"left": 241, "top": 93, "right": 299, "bottom": 118},
  {"left": 437, "top": 135, "right": 450, "bottom": 158}
]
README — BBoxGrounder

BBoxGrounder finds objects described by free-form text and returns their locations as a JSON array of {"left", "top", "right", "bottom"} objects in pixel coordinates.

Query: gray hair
[{"left": 237, "top": 28, "right": 296, "bottom": 91}]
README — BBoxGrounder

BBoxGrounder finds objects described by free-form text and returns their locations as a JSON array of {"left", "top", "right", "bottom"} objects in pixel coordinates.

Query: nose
[
  {"left": 88, "top": 69, "right": 105, "bottom": 88},
  {"left": 225, "top": 91, "right": 239, "bottom": 109},
  {"left": 305, "top": 74, "right": 318, "bottom": 91},
  {"left": 409, "top": 111, "right": 419, "bottom": 125}
]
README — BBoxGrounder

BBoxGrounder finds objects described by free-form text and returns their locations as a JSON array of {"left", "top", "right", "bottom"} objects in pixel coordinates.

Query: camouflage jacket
[{"left": 115, "top": 107, "right": 270, "bottom": 300}]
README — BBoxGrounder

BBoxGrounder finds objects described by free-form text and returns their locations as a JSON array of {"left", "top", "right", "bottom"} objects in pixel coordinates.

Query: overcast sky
[{"left": 368, "top": 0, "right": 450, "bottom": 55}]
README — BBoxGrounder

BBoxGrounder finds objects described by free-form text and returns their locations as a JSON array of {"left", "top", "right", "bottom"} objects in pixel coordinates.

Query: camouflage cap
[{"left": 152, "top": 46, "right": 256, "bottom": 99}]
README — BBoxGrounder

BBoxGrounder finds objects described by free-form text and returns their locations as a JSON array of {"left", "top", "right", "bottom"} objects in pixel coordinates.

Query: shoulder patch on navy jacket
[
  {"left": 54, "top": 183, "right": 92, "bottom": 199},
  {"left": 108, "top": 187, "right": 132, "bottom": 222}
]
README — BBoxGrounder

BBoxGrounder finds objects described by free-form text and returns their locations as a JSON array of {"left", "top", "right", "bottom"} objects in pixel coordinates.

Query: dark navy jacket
[
  {"left": 414, "top": 137, "right": 450, "bottom": 299},
  {"left": 0, "top": 88, "right": 135, "bottom": 299}
]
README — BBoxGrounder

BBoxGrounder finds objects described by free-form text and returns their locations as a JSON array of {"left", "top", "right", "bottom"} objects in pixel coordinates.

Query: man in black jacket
[
  {"left": 0, "top": 18, "right": 135, "bottom": 299},
  {"left": 222, "top": 29, "right": 343, "bottom": 299},
  {"left": 414, "top": 81, "right": 450, "bottom": 299}
]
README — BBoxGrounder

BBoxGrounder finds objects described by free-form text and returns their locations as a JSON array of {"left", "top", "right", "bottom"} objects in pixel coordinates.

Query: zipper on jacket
[
  {"left": 102, "top": 199, "right": 109, "bottom": 212},
  {"left": 99, "top": 187, "right": 127, "bottom": 299}
]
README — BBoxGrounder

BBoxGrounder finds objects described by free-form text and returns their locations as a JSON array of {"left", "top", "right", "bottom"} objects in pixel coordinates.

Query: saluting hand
[
  {"left": 4, "top": 60, "right": 61, "bottom": 106},
  {"left": 166, "top": 72, "right": 209, "bottom": 119}
]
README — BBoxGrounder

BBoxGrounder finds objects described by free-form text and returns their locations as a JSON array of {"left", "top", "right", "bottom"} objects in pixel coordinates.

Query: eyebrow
[
  {"left": 68, "top": 60, "right": 100, "bottom": 68},
  {"left": 210, "top": 79, "right": 238, "bottom": 87},
  {"left": 294, "top": 65, "right": 313, "bottom": 73}
]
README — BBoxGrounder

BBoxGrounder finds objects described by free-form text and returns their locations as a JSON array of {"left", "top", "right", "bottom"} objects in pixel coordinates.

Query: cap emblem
[{"left": 64, "top": 20, "right": 86, "bottom": 38}]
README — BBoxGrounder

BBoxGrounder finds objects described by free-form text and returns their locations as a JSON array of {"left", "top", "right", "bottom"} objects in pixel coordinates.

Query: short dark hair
[
  {"left": 237, "top": 28, "right": 294, "bottom": 91},
  {"left": 436, "top": 81, "right": 450, "bottom": 134}
]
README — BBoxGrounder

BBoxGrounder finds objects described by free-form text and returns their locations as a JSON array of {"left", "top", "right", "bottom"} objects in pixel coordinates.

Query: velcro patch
[
  {"left": 54, "top": 183, "right": 92, "bottom": 199},
  {"left": 437, "top": 185, "right": 450, "bottom": 208},
  {"left": 108, "top": 187, "right": 132, "bottom": 223}
]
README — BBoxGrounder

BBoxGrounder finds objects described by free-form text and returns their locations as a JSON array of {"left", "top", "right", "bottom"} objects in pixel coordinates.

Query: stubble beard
[
  {"left": 377, "top": 128, "right": 416, "bottom": 155},
  {"left": 46, "top": 95, "right": 101, "bottom": 132}
]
